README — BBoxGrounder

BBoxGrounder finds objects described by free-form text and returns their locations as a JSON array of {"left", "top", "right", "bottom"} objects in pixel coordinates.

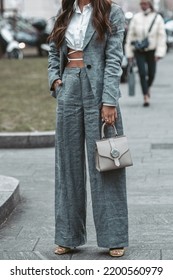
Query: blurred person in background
[{"left": 125, "top": 0, "right": 167, "bottom": 106}]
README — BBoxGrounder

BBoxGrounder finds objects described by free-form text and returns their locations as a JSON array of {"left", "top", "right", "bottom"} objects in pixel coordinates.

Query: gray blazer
[{"left": 48, "top": 3, "right": 125, "bottom": 107}]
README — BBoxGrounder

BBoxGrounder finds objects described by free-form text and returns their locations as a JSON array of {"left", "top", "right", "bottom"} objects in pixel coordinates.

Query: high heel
[
  {"left": 109, "top": 247, "right": 125, "bottom": 257},
  {"left": 143, "top": 102, "right": 150, "bottom": 107},
  {"left": 143, "top": 94, "right": 150, "bottom": 107},
  {"left": 54, "top": 246, "right": 71, "bottom": 255}
]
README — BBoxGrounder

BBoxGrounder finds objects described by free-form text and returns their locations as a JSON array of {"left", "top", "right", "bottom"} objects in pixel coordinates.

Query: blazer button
[{"left": 86, "top": 64, "right": 91, "bottom": 69}]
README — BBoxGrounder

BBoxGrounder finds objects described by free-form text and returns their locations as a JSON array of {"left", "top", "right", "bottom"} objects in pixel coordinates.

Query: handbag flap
[{"left": 96, "top": 136, "right": 129, "bottom": 160}]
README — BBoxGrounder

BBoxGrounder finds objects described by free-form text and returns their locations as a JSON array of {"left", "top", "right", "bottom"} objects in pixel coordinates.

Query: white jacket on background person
[{"left": 125, "top": 11, "right": 167, "bottom": 58}]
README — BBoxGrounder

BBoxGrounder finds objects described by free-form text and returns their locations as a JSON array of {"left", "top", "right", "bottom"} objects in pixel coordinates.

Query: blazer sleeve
[
  {"left": 48, "top": 41, "right": 61, "bottom": 98},
  {"left": 102, "top": 5, "right": 125, "bottom": 107}
]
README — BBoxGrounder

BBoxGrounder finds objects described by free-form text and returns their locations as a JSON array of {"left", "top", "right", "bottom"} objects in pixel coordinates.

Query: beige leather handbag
[{"left": 95, "top": 123, "right": 133, "bottom": 172}]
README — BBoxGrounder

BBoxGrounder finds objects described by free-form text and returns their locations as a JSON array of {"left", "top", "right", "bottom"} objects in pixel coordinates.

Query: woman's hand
[
  {"left": 101, "top": 105, "right": 117, "bottom": 125},
  {"left": 53, "top": 79, "right": 63, "bottom": 90},
  {"left": 155, "top": 56, "right": 161, "bottom": 62}
]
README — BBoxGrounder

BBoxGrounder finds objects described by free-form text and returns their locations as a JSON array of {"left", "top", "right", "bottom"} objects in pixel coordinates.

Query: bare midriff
[{"left": 66, "top": 48, "right": 85, "bottom": 68}]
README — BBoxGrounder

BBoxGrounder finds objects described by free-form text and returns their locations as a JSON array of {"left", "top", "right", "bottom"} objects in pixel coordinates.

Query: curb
[
  {"left": 0, "top": 175, "right": 20, "bottom": 225},
  {"left": 0, "top": 131, "right": 55, "bottom": 148}
]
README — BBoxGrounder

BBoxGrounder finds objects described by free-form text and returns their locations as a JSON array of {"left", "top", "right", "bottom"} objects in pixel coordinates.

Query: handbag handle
[{"left": 101, "top": 123, "right": 118, "bottom": 139}]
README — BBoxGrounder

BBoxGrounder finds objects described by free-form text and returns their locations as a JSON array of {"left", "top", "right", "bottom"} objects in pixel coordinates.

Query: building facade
[
  {"left": 4, "top": 0, "right": 60, "bottom": 19},
  {"left": 3, "top": 0, "right": 173, "bottom": 19}
]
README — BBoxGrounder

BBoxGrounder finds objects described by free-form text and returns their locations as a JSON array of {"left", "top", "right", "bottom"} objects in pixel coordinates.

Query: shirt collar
[{"left": 73, "top": 0, "right": 92, "bottom": 13}]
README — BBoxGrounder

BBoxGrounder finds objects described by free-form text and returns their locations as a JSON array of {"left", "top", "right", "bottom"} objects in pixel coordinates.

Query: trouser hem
[
  {"left": 97, "top": 241, "right": 128, "bottom": 249},
  {"left": 55, "top": 238, "right": 86, "bottom": 248}
]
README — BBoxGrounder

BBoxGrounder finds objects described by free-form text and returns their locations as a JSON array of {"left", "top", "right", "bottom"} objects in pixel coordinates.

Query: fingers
[
  {"left": 101, "top": 105, "right": 117, "bottom": 125},
  {"left": 58, "top": 80, "right": 63, "bottom": 86},
  {"left": 53, "top": 79, "right": 63, "bottom": 90},
  {"left": 103, "top": 114, "right": 114, "bottom": 125}
]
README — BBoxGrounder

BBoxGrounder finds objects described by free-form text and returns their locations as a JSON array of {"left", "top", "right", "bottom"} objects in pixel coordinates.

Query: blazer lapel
[
  {"left": 61, "top": 40, "right": 68, "bottom": 56},
  {"left": 83, "top": 18, "right": 96, "bottom": 50}
]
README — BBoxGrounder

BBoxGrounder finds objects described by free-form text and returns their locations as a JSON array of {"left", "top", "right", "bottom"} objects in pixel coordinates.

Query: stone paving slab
[
  {"left": 71, "top": 247, "right": 161, "bottom": 260},
  {"left": 0, "top": 131, "right": 55, "bottom": 148},
  {"left": 0, "top": 251, "right": 42, "bottom": 260},
  {"left": 162, "top": 250, "right": 173, "bottom": 260},
  {"left": 0, "top": 247, "right": 161, "bottom": 260},
  {"left": 0, "top": 175, "right": 20, "bottom": 225}
]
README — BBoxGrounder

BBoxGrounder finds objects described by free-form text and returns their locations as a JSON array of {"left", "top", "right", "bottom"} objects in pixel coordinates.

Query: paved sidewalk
[{"left": 0, "top": 51, "right": 173, "bottom": 260}]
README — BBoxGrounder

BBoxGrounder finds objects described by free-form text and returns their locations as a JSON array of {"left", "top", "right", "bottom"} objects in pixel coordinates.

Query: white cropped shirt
[
  {"left": 65, "top": 1, "right": 92, "bottom": 51},
  {"left": 65, "top": 1, "right": 114, "bottom": 107}
]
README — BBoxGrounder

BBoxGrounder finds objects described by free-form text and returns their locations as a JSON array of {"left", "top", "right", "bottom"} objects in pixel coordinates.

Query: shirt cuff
[{"left": 103, "top": 103, "right": 116, "bottom": 107}]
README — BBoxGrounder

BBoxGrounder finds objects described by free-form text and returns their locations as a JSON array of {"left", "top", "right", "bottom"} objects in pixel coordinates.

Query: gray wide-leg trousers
[{"left": 55, "top": 67, "right": 128, "bottom": 248}]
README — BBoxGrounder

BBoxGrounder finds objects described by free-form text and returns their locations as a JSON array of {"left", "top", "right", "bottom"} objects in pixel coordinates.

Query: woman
[
  {"left": 48, "top": 0, "right": 128, "bottom": 257},
  {"left": 125, "top": 0, "right": 167, "bottom": 106}
]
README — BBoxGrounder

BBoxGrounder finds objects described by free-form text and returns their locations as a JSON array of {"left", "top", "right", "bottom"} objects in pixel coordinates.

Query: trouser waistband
[{"left": 64, "top": 67, "right": 87, "bottom": 76}]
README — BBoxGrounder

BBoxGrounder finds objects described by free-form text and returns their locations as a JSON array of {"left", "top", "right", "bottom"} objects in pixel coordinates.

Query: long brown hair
[{"left": 48, "top": 0, "right": 112, "bottom": 49}]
